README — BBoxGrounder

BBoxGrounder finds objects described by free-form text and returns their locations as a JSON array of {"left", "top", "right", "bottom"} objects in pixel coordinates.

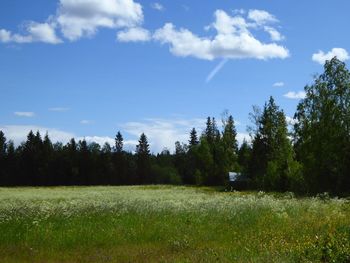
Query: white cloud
[
  {"left": 0, "top": 125, "right": 75, "bottom": 145},
  {"left": 206, "top": 58, "right": 228, "bottom": 83},
  {"left": 0, "top": 22, "right": 62, "bottom": 44},
  {"left": 237, "top": 132, "right": 251, "bottom": 145},
  {"left": 79, "top": 136, "right": 136, "bottom": 151},
  {"left": 0, "top": 29, "right": 12, "bottom": 43},
  {"left": 154, "top": 9, "right": 289, "bottom": 61},
  {"left": 248, "top": 9, "right": 278, "bottom": 25},
  {"left": 117, "top": 27, "right": 150, "bottom": 42},
  {"left": 273, "top": 82, "right": 284, "bottom": 87},
  {"left": 151, "top": 2, "right": 164, "bottom": 11},
  {"left": 57, "top": 0, "right": 144, "bottom": 41},
  {"left": 122, "top": 118, "right": 206, "bottom": 153},
  {"left": 1, "top": 0, "right": 144, "bottom": 43},
  {"left": 232, "top": 9, "right": 245, "bottom": 15},
  {"left": 264, "top": 26, "right": 284, "bottom": 41},
  {"left": 312, "top": 48, "right": 349, "bottom": 65},
  {"left": 283, "top": 91, "right": 306, "bottom": 99},
  {"left": 80, "top": 120, "right": 93, "bottom": 125},
  {"left": 14, "top": 112, "right": 35, "bottom": 117},
  {"left": 49, "top": 107, "right": 70, "bottom": 112},
  {"left": 286, "top": 116, "right": 298, "bottom": 125}
]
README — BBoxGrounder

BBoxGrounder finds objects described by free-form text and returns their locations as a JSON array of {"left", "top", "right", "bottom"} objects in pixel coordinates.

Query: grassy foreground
[{"left": 0, "top": 186, "right": 349, "bottom": 262}]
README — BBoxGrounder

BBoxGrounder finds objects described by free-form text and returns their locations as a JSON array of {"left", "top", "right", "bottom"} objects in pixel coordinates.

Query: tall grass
[{"left": 0, "top": 186, "right": 349, "bottom": 262}]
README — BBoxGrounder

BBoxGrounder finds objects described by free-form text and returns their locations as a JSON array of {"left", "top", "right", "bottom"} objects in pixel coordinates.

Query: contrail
[{"left": 206, "top": 58, "right": 228, "bottom": 83}]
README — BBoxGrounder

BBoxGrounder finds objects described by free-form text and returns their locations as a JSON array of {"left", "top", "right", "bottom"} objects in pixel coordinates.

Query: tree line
[{"left": 0, "top": 57, "right": 349, "bottom": 195}]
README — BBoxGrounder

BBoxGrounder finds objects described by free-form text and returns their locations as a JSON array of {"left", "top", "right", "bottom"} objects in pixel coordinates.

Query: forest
[{"left": 1, "top": 57, "right": 349, "bottom": 196}]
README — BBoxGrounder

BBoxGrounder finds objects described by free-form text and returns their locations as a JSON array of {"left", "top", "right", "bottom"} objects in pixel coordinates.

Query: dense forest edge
[{"left": 0, "top": 57, "right": 349, "bottom": 196}]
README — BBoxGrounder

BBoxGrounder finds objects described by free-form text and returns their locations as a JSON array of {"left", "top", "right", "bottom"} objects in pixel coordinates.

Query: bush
[{"left": 301, "top": 227, "right": 350, "bottom": 263}]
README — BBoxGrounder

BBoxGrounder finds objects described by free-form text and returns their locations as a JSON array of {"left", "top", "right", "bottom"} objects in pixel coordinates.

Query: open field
[{"left": 0, "top": 186, "right": 349, "bottom": 262}]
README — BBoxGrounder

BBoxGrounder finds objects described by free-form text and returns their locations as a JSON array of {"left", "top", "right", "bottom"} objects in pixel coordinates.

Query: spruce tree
[
  {"left": 136, "top": 133, "right": 151, "bottom": 184},
  {"left": 189, "top": 128, "right": 199, "bottom": 147},
  {"left": 115, "top": 131, "right": 124, "bottom": 153},
  {"left": 249, "top": 97, "right": 296, "bottom": 191}
]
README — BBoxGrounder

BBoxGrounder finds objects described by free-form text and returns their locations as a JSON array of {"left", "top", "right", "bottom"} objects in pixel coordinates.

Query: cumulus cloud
[
  {"left": 1, "top": 0, "right": 144, "bottom": 43},
  {"left": 154, "top": 9, "right": 289, "bottom": 60},
  {"left": 312, "top": 48, "right": 349, "bottom": 65},
  {"left": 284, "top": 91, "right": 306, "bottom": 99},
  {"left": 0, "top": 22, "right": 62, "bottom": 44},
  {"left": 57, "top": 0, "right": 144, "bottom": 41},
  {"left": 14, "top": 112, "right": 35, "bottom": 117},
  {"left": 151, "top": 2, "right": 164, "bottom": 11},
  {"left": 117, "top": 27, "right": 150, "bottom": 42},
  {"left": 273, "top": 82, "right": 284, "bottom": 87}
]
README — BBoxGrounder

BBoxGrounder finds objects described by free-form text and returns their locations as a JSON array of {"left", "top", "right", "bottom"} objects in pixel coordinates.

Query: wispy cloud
[
  {"left": 49, "top": 107, "right": 70, "bottom": 112},
  {"left": 206, "top": 59, "right": 228, "bottom": 83},
  {"left": 151, "top": 2, "right": 164, "bottom": 11},
  {"left": 117, "top": 27, "right": 151, "bottom": 42},
  {"left": 14, "top": 112, "right": 35, "bottom": 117},
  {"left": 80, "top": 120, "right": 93, "bottom": 125},
  {"left": 284, "top": 91, "right": 306, "bottom": 99},
  {"left": 273, "top": 82, "right": 284, "bottom": 87}
]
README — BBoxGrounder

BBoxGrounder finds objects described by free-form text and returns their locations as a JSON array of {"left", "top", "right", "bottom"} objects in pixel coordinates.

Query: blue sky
[{"left": 1, "top": 0, "right": 349, "bottom": 152}]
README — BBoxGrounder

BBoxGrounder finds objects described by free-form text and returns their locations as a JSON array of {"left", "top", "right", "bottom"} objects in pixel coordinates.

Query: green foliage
[
  {"left": 115, "top": 131, "right": 124, "bottom": 153},
  {"left": 136, "top": 133, "right": 151, "bottom": 184},
  {"left": 249, "top": 97, "right": 297, "bottom": 191},
  {"left": 302, "top": 227, "right": 350, "bottom": 263},
  {"left": 294, "top": 57, "right": 350, "bottom": 194}
]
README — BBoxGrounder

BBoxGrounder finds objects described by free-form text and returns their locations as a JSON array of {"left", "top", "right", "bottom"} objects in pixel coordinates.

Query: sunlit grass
[{"left": 0, "top": 186, "right": 349, "bottom": 262}]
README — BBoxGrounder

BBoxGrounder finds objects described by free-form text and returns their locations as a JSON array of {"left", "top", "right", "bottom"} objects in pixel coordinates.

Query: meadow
[{"left": 0, "top": 186, "right": 349, "bottom": 262}]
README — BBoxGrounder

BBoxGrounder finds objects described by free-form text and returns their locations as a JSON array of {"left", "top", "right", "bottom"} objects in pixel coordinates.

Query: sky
[{"left": 1, "top": 0, "right": 350, "bottom": 153}]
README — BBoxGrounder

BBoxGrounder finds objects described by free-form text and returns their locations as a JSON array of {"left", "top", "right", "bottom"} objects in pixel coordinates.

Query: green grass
[{"left": 0, "top": 186, "right": 349, "bottom": 262}]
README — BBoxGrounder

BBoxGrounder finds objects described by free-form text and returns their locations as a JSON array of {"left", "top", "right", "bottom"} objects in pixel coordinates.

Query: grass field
[{"left": 0, "top": 186, "right": 349, "bottom": 262}]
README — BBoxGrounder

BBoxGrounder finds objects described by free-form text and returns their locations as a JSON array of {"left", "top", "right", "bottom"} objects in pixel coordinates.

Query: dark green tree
[
  {"left": 115, "top": 131, "right": 124, "bottom": 153},
  {"left": 189, "top": 128, "right": 199, "bottom": 147},
  {"left": 0, "top": 131, "right": 7, "bottom": 185},
  {"left": 136, "top": 133, "right": 151, "bottom": 184},
  {"left": 221, "top": 114, "right": 239, "bottom": 172},
  {"left": 237, "top": 139, "right": 251, "bottom": 175},
  {"left": 294, "top": 57, "right": 350, "bottom": 194},
  {"left": 249, "top": 97, "right": 297, "bottom": 191}
]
